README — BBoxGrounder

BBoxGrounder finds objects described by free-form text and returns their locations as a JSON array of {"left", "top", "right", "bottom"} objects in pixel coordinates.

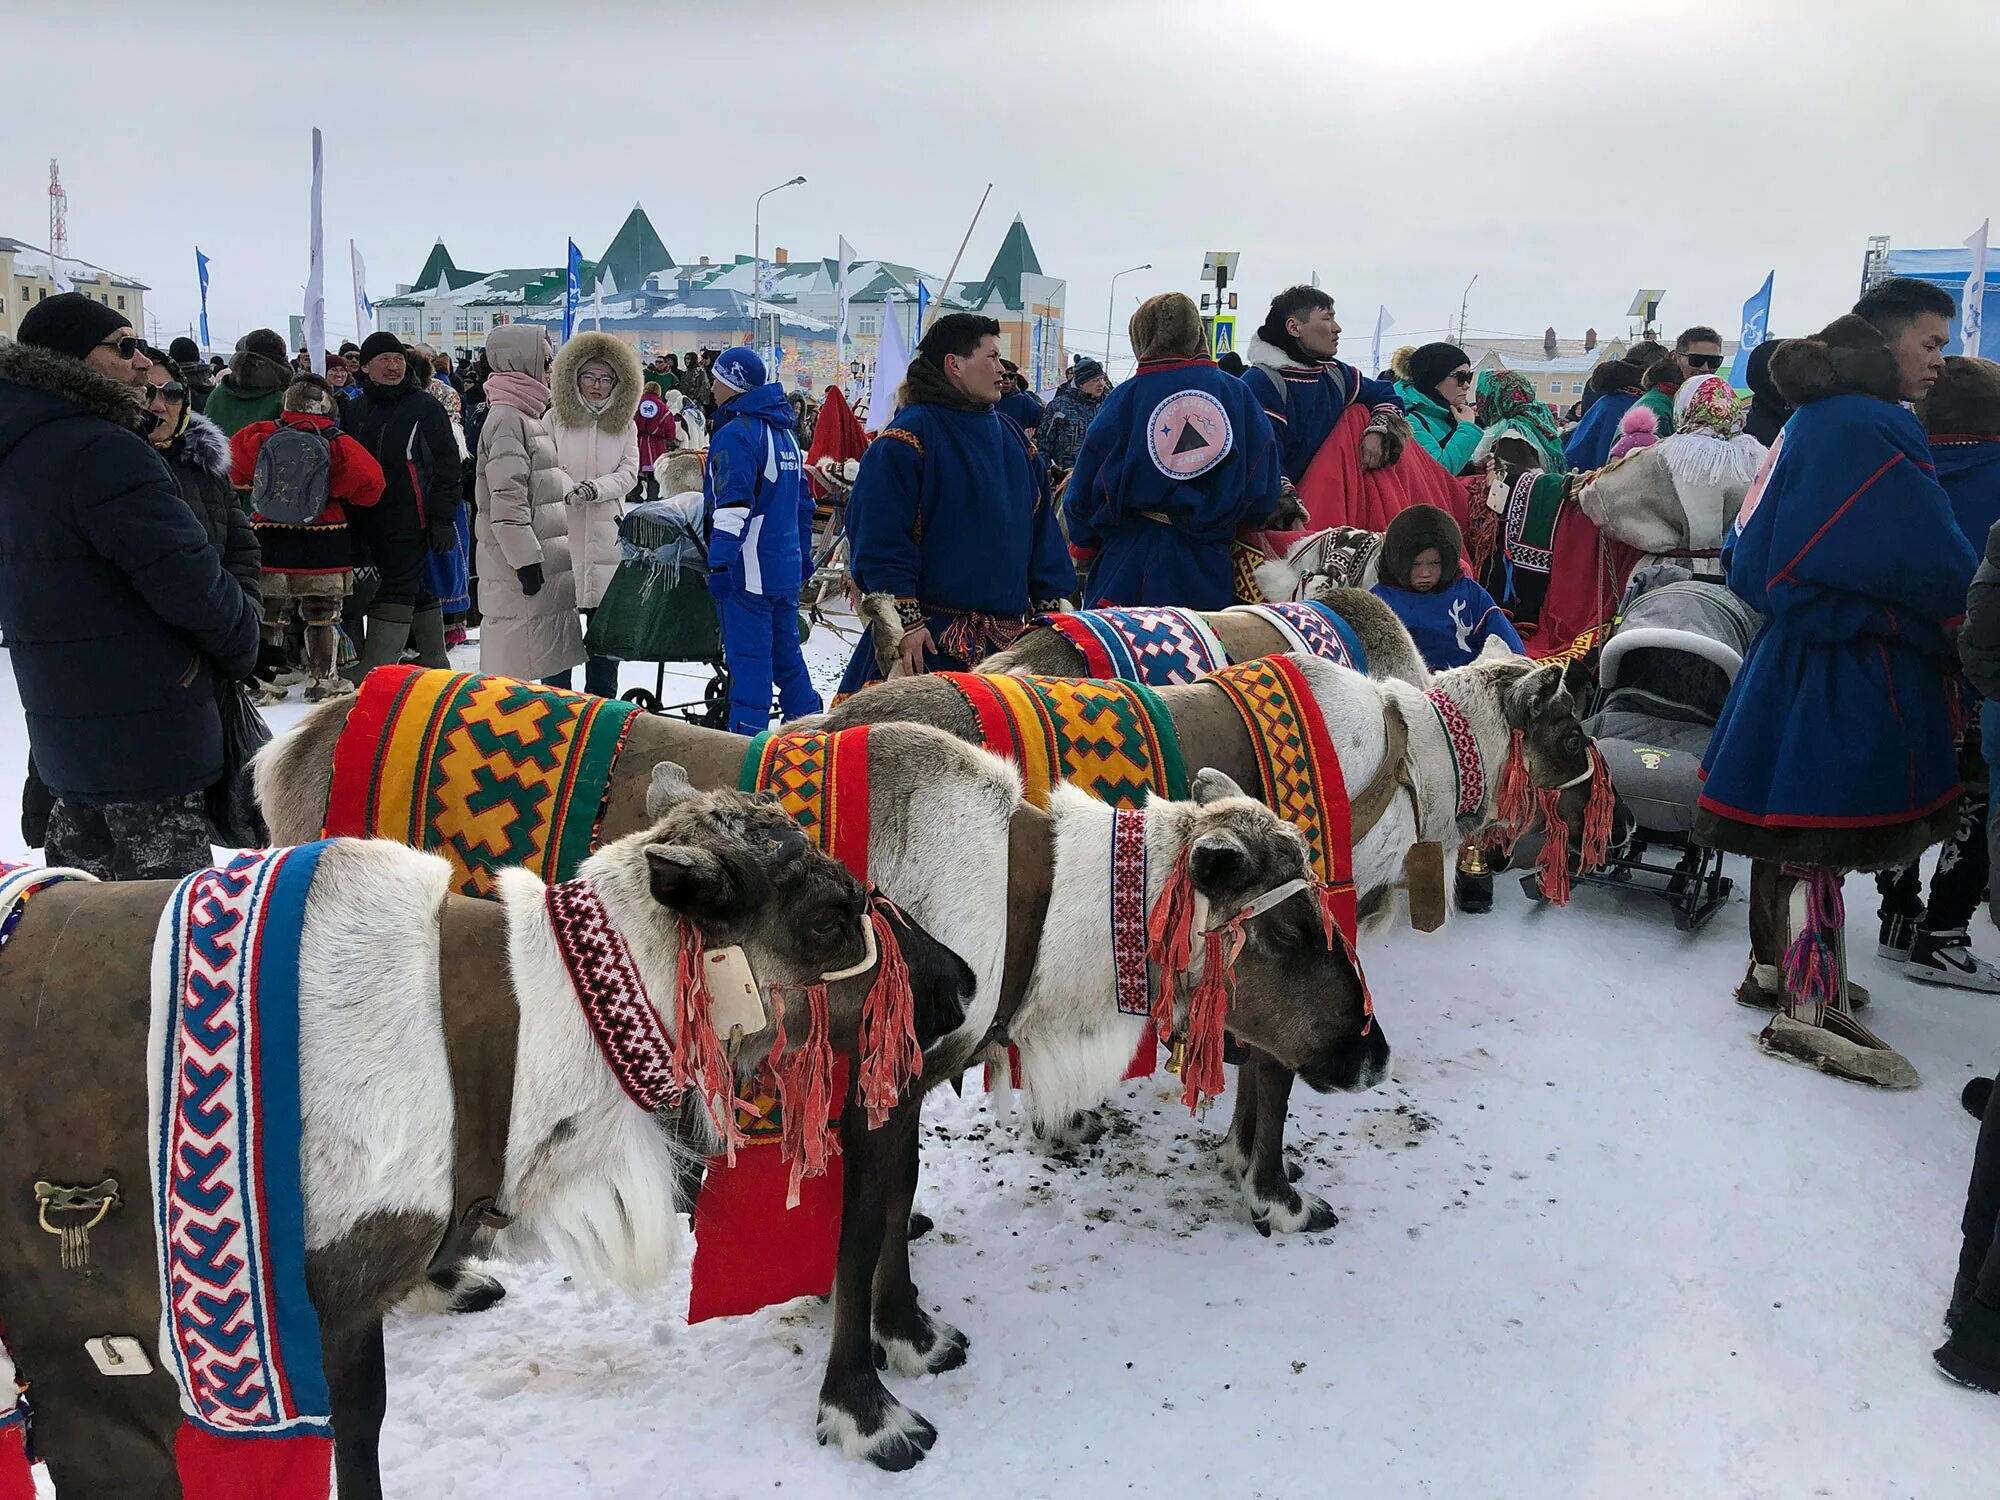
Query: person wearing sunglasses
[
  {"left": 1631, "top": 326, "right": 1728, "bottom": 440},
  {"left": 0, "top": 292, "right": 260, "bottom": 880},
  {"left": 1392, "top": 341, "right": 1484, "bottom": 474}
]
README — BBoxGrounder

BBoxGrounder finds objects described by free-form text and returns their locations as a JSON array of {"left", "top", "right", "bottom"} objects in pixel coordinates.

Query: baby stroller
[
  {"left": 1574, "top": 566, "right": 1762, "bottom": 930},
  {"left": 584, "top": 495, "right": 731, "bottom": 727}
]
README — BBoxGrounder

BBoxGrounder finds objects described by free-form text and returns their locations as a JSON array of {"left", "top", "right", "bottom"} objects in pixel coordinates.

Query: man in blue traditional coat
[
  {"left": 1064, "top": 292, "right": 1291, "bottom": 611},
  {"left": 839, "top": 313, "right": 1075, "bottom": 695},
  {"left": 1693, "top": 280, "right": 1976, "bottom": 1087},
  {"left": 1241, "top": 285, "right": 1405, "bottom": 487}
]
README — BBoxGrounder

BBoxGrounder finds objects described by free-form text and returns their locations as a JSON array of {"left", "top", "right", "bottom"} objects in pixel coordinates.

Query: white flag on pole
[
  {"left": 350, "top": 240, "right": 373, "bottom": 339},
  {"left": 865, "top": 293, "right": 910, "bottom": 434},
  {"left": 836, "top": 236, "right": 855, "bottom": 367},
  {"left": 1370, "top": 305, "right": 1394, "bottom": 379},
  {"left": 1964, "top": 218, "right": 1990, "bottom": 359},
  {"left": 304, "top": 127, "right": 326, "bottom": 374}
]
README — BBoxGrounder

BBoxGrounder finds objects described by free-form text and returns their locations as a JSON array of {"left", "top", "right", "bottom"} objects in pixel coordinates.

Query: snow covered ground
[{"left": 7, "top": 622, "right": 2000, "bottom": 1499}]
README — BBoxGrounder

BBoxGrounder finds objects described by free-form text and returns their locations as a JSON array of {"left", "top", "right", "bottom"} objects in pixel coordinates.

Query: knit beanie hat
[
  {"left": 1070, "top": 357, "right": 1106, "bottom": 386},
  {"left": 167, "top": 336, "right": 203, "bottom": 365},
  {"left": 711, "top": 346, "right": 766, "bottom": 394},
  {"left": 16, "top": 292, "right": 132, "bottom": 360},
  {"left": 357, "top": 330, "right": 405, "bottom": 365},
  {"left": 1408, "top": 342, "right": 1470, "bottom": 395}
]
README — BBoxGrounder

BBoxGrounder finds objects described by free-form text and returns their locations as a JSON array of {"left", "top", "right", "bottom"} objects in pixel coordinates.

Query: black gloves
[
  {"left": 254, "top": 639, "right": 291, "bottom": 683},
  {"left": 427, "top": 513, "right": 458, "bottom": 554},
  {"left": 516, "top": 563, "right": 544, "bottom": 597}
]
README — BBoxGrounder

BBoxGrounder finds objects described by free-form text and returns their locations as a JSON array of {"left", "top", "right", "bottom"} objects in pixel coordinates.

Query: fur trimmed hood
[
  {"left": 167, "top": 411, "right": 231, "bottom": 477},
  {"left": 1769, "top": 314, "right": 1902, "bottom": 407},
  {"left": 1919, "top": 355, "right": 2000, "bottom": 438},
  {"left": 1379, "top": 503, "right": 1463, "bottom": 589},
  {"left": 1244, "top": 333, "right": 1309, "bottom": 378},
  {"left": 1130, "top": 292, "right": 1208, "bottom": 363},
  {"left": 551, "top": 331, "right": 644, "bottom": 433},
  {"left": 0, "top": 340, "right": 149, "bottom": 431}
]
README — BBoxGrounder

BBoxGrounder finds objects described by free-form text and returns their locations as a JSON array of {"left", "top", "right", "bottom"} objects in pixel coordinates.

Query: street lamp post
[
  {"left": 1107, "top": 263, "right": 1152, "bottom": 368},
  {"left": 754, "top": 175, "right": 806, "bottom": 370}
]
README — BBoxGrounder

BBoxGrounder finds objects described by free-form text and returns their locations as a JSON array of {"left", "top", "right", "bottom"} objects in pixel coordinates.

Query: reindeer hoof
[
  {"left": 1246, "top": 1187, "right": 1339, "bottom": 1237},
  {"left": 817, "top": 1391, "right": 938, "bottom": 1471},
  {"left": 874, "top": 1314, "right": 970, "bottom": 1377},
  {"left": 434, "top": 1267, "right": 507, "bottom": 1315},
  {"left": 908, "top": 1211, "right": 935, "bottom": 1241}
]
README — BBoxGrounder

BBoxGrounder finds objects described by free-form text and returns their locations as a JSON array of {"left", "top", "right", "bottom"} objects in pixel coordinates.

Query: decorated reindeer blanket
[
  {"left": 939, "top": 673, "right": 1188, "bottom": 809},
  {"left": 150, "top": 843, "right": 334, "bottom": 1499},
  {"left": 1035, "top": 606, "right": 1228, "bottom": 686},
  {"left": 323, "top": 666, "right": 639, "bottom": 897},
  {"left": 1228, "top": 601, "right": 1368, "bottom": 674}
]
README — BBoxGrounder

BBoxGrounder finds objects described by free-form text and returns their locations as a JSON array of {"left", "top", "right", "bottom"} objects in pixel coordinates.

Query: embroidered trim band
[
  {"left": 1110, "top": 806, "right": 1151, "bottom": 1016},
  {"left": 1425, "top": 688, "right": 1485, "bottom": 820}
]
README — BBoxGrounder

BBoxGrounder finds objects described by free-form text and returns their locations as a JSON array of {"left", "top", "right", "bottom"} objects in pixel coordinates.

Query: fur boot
[{"left": 1756, "top": 869, "right": 1915, "bottom": 1088}]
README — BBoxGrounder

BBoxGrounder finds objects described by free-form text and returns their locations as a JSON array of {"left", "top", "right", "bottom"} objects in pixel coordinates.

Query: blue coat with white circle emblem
[{"left": 1064, "top": 356, "right": 1284, "bottom": 610}]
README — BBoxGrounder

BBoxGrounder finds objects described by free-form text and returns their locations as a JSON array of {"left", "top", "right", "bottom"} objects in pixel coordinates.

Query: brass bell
[{"left": 1166, "top": 1038, "right": 1187, "bottom": 1076}]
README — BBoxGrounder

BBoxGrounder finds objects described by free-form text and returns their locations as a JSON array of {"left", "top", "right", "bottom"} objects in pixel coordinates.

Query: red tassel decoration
[
  {"left": 1179, "top": 921, "right": 1245, "bottom": 1112},
  {"left": 769, "top": 983, "right": 839, "bottom": 1209},
  {"left": 855, "top": 903, "right": 920, "bottom": 1129},
  {"left": 1493, "top": 728, "right": 1533, "bottom": 848},
  {"left": 674, "top": 921, "right": 746, "bottom": 1162},
  {"left": 1146, "top": 847, "right": 1196, "bottom": 1045},
  {"left": 1534, "top": 788, "right": 1574, "bottom": 906},
  {"left": 1577, "top": 747, "right": 1616, "bottom": 872}
]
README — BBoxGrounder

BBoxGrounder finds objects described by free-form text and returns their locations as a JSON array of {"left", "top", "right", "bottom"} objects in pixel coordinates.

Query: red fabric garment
[
  {"left": 228, "top": 413, "right": 385, "bottom": 524},
  {"left": 1524, "top": 504, "right": 1640, "bottom": 661},
  {"left": 0, "top": 1423, "right": 32, "bottom": 1500},
  {"left": 805, "top": 385, "right": 869, "bottom": 499},
  {"left": 1290, "top": 404, "right": 1474, "bottom": 535},
  {"left": 175, "top": 1423, "right": 331, "bottom": 1500},
  {"left": 634, "top": 391, "right": 678, "bottom": 473}
]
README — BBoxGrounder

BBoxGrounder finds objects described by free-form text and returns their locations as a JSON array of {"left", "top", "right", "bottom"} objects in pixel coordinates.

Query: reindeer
[{"left": 0, "top": 779, "right": 975, "bottom": 1498}]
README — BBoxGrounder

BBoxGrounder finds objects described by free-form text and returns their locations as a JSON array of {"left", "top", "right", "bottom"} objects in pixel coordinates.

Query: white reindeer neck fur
[
  {"left": 1009, "top": 787, "right": 1213, "bottom": 1131},
  {"left": 492, "top": 864, "right": 692, "bottom": 1297}
]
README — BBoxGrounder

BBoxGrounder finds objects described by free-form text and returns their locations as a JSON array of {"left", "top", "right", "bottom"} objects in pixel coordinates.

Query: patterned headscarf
[
  {"left": 1673, "top": 374, "right": 1746, "bottom": 439},
  {"left": 1472, "top": 369, "right": 1567, "bottom": 475}
]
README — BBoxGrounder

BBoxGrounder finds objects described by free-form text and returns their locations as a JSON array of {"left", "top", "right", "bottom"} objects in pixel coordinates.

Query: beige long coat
[
  {"left": 475, "top": 325, "right": 580, "bottom": 681},
  {"left": 548, "top": 330, "right": 643, "bottom": 610}
]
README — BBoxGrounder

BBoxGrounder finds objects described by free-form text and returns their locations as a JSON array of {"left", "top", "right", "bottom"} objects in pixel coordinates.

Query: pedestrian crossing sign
[{"left": 1210, "top": 315, "right": 1236, "bottom": 357}]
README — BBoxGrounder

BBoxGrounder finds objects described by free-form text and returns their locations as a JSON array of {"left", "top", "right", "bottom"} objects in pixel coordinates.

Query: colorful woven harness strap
[
  {"left": 941, "top": 673, "right": 1188, "bottom": 809},
  {"left": 1038, "top": 607, "right": 1229, "bottom": 686},
  {"left": 151, "top": 843, "right": 335, "bottom": 1498},
  {"left": 1424, "top": 687, "right": 1486, "bottom": 820},
  {"left": 324, "top": 666, "right": 639, "bottom": 898}
]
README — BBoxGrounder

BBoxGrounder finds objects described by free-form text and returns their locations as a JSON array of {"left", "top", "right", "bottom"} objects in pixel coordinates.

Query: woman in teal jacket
[{"left": 1393, "top": 342, "right": 1482, "bottom": 474}]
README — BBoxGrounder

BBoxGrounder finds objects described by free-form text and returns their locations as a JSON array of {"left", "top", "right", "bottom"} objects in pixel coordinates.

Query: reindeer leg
[
  {"left": 1221, "top": 1044, "right": 1263, "bottom": 1187},
  {"left": 324, "top": 1316, "right": 389, "bottom": 1500},
  {"left": 871, "top": 1101, "right": 969, "bottom": 1378},
  {"left": 1242, "top": 1054, "right": 1337, "bottom": 1237},
  {"left": 816, "top": 1092, "right": 938, "bottom": 1471}
]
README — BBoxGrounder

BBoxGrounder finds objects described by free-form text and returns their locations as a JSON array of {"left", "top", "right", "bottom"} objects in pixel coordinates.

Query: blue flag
[
  {"left": 1734, "top": 271, "right": 1773, "bottom": 390},
  {"left": 196, "top": 247, "right": 211, "bottom": 351},
  {"left": 563, "top": 239, "right": 581, "bottom": 342},
  {"left": 915, "top": 280, "right": 931, "bottom": 339}
]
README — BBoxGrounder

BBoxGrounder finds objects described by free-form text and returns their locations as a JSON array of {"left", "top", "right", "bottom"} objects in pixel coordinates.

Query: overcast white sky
[{"left": 7, "top": 0, "right": 1996, "bottom": 363}]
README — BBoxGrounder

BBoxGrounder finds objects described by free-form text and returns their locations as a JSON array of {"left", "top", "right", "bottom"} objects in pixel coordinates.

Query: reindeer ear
[
  {"left": 1189, "top": 830, "right": 1250, "bottom": 894},
  {"left": 647, "top": 762, "right": 697, "bottom": 820},
  {"left": 1477, "top": 635, "right": 1514, "bottom": 663},
  {"left": 644, "top": 842, "right": 764, "bottom": 926},
  {"left": 1503, "top": 662, "right": 1566, "bottom": 725},
  {"left": 1191, "top": 767, "right": 1247, "bottom": 806}
]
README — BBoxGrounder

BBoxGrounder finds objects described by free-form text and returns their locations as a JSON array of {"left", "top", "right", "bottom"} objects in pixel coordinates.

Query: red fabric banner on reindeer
[
  {"left": 1526, "top": 506, "right": 1640, "bottom": 664},
  {"left": 1291, "top": 404, "right": 1474, "bottom": 535}
]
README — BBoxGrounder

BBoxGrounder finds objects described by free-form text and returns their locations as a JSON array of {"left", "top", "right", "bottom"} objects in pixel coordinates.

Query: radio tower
[{"left": 47, "top": 158, "right": 68, "bottom": 274}]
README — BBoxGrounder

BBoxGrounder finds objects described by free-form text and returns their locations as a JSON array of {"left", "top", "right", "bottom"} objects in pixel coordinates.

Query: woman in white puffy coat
[
  {"left": 474, "top": 324, "right": 581, "bottom": 683},
  {"left": 547, "top": 330, "right": 641, "bottom": 697}
]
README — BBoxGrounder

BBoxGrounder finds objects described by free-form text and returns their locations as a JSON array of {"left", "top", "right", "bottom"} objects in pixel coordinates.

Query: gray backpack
[{"left": 249, "top": 423, "right": 333, "bottom": 525}]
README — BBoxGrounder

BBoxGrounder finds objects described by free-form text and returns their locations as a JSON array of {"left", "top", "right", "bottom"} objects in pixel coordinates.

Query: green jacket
[
  {"left": 202, "top": 378, "right": 285, "bottom": 440},
  {"left": 1634, "top": 384, "right": 1678, "bottom": 438},
  {"left": 644, "top": 366, "right": 680, "bottom": 394},
  {"left": 1394, "top": 380, "right": 1483, "bottom": 474}
]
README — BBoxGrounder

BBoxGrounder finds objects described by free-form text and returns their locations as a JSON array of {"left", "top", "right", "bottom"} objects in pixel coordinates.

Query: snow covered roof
[
  {"left": 517, "top": 286, "right": 834, "bottom": 337},
  {"left": 0, "top": 236, "right": 148, "bottom": 291}
]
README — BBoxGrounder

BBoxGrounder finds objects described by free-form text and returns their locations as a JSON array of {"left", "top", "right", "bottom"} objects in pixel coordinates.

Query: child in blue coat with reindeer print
[{"left": 1370, "top": 504, "right": 1522, "bottom": 671}]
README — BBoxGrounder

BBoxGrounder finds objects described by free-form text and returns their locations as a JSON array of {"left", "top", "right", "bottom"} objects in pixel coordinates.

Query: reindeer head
[
  {"left": 1163, "top": 770, "right": 1390, "bottom": 1096},
  {"left": 1490, "top": 648, "right": 1594, "bottom": 792}
]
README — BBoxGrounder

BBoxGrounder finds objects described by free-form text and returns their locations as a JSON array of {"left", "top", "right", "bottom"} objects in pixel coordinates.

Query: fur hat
[
  {"left": 1918, "top": 355, "right": 2000, "bottom": 438},
  {"left": 1769, "top": 314, "right": 1902, "bottom": 407},
  {"left": 1589, "top": 359, "right": 1643, "bottom": 396},
  {"left": 16, "top": 291, "right": 132, "bottom": 360},
  {"left": 1607, "top": 404, "right": 1660, "bottom": 459},
  {"left": 1408, "top": 342, "right": 1470, "bottom": 395},
  {"left": 238, "top": 328, "right": 288, "bottom": 366},
  {"left": 1379, "top": 504, "right": 1463, "bottom": 591},
  {"left": 1388, "top": 345, "right": 1417, "bottom": 382},
  {"left": 1128, "top": 292, "right": 1207, "bottom": 363},
  {"left": 283, "top": 374, "right": 337, "bottom": 415}
]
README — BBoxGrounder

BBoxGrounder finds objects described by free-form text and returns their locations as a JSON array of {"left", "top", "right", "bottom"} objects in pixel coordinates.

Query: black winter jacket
[
  {"left": 159, "top": 412, "right": 261, "bottom": 612},
  {"left": 342, "top": 367, "right": 462, "bottom": 538},
  {"left": 0, "top": 343, "right": 261, "bottom": 803},
  {"left": 1962, "top": 518, "right": 2000, "bottom": 701}
]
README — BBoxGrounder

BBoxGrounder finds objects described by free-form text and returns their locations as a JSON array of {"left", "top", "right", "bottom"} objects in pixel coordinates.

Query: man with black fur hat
[
  {"left": 203, "top": 326, "right": 293, "bottom": 438},
  {"left": 340, "top": 330, "right": 463, "bottom": 675},
  {"left": 1694, "top": 278, "right": 1975, "bottom": 1087},
  {"left": 1064, "top": 292, "right": 1285, "bottom": 610},
  {"left": 838, "top": 311, "right": 1075, "bottom": 694},
  {"left": 0, "top": 292, "right": 260, "bottom": 878},
  {"left": 1243, "top": 284, "right": 1405, "bottom": 486}
]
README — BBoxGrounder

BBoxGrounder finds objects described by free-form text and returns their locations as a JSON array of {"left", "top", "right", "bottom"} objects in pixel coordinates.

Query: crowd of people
[{"left": 2, "top": 267, "right": 2000, "bottom": 1394}]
